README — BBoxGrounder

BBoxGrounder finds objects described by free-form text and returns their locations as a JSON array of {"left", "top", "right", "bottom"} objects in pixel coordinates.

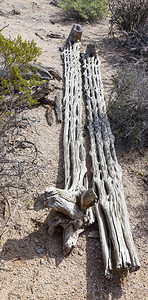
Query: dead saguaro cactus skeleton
[
  {"left": 34, "top": 24, "right": 97, "bottom": 254},
  {"left": 81, "top": 44, "right": 140, "bottom": 277},
  {"left": 34, "top": 25, "right": 140, "bottom": 277}
]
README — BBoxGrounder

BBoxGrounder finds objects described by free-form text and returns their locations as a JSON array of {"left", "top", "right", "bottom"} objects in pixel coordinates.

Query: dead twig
[{"left": 0, "top": 24, "right": 9, "bottom": 32}]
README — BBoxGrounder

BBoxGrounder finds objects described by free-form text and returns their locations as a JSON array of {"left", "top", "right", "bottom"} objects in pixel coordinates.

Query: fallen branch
[{"left": 55, "top": 92, "right": 62, "bottom": 122}]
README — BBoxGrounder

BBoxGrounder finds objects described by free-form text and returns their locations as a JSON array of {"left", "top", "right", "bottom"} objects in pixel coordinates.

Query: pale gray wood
[
  {"left": 35, "top": 186, "right": 97, "bottom": 220},
  {"left": 34, "top": 28, "right": 140, "bottom": 277},
  {"left": 34, "top": 186, "right": 83, "bottom": 220},
  {"left": 28, "top": 63, "right": 62, "bottom": 81},
  {"left": 34, "top": 185, "right": 97, "bottom": 253},
  {"left": 59, "top": 36, "right": 97, "bottom": 250},
  {"left": 34, "top": 27, "right": 95, "bottom": 253},
  {"left": 82, "top": 44, "right": 140, "bottom": 278},
  {"left": 55, "top": 92, "right": 62, "bottom": 122},
  {"left": 60, "top": 24, "right": 82, "bottom": 52},
  {"left": 63, "top": 224, "right": 84, "bottom": 254},
  {"left": 62, "top": 40, "right": 87, "bottom": 192}
]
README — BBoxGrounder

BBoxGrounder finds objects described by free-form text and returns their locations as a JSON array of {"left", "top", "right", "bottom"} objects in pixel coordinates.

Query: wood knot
[{"left": 80, "top": 188, "right": 98, "bottom": 211}]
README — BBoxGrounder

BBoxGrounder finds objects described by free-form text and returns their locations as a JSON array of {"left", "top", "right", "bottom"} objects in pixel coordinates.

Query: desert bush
[
  {"left": 0, "top": 32, "right": 44, "bottom": 213},
  {"left": 108, "top": 0, "right": 148, "bottom": 32},
  {"left": 0, "top": 32, "right": 42, "bottom": 127},
  {"left": 58, "top": 0, "right": 108, "bottom": 21},
  {"left": 108, "top": 65, "right": 148, "bottom": 148}
]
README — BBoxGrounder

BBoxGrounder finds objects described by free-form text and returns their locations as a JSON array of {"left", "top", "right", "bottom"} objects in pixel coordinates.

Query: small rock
[
  {"left": 78, "top": 249, "right": 83, "bottom": 256},
  {"left": 40, "top": 258, "right": 44, "bottom": 265},
  {"left": 0, "top": 260, "right": 5, "bottom": 264},
  {"left": 50, "top": 19, "right": 55, "bottom": 24},
  {"left": 90, "top": 271, "right": 94, "bottom": 277},
  {"left": 35, "top": 248, "right": 44, "bottom": 254}
]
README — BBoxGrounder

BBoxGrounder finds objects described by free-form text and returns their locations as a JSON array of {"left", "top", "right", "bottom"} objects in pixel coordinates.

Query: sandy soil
[{"left": 0, "top": 1, "right": 148, "bottom": 299}]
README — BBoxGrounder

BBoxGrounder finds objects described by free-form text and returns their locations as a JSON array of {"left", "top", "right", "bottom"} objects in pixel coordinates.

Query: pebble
[
  {"left": 0, "top": 260, "right": 5, "bottom": 264},
  {"left": 35, "top": 248, "right": 44, "bottom": 254},
  {"left": 78, "top": 249, "right": 83, "bottom": 256},
  {"left": 40, "top": 258, "right": 44, "bottom": 265},
  {"left": 90, "top": 271, "right": 94, "bottom": 277}
]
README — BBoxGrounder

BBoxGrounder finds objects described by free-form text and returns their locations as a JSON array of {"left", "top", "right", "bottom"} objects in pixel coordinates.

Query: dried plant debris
[{"left": 108, "top": 65, "right": 148, "bottom": 149}]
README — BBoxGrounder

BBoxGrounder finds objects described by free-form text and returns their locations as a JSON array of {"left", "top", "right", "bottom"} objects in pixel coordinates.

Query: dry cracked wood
[
  {"left": 55, "top": 92, "right": 62, "bottom": 122},
  {"left": 34, "top": 26, "right": 140, "bottom": 277},
  {"left": 82, "top": 44, "right": 140, "bottom": 278},
  {"left": 62, "top": 26, "right": 86, "bottom": 192},
  {"left": 34, "top": 25, "right": 97, "bottom": 253},
  {"left": 34, "top": 187, "right": 97, "bottom": 254}
]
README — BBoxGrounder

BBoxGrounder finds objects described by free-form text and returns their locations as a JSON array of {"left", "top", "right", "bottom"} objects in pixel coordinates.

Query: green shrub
[
  {"left": 108, "top": 66, "right": 148, "bottom": 149},
  {"left": 108, "top": 0, "right": 148, "bottom": 32},
  {"left": 59, "top": 0, "right": 108, "bottom": 21},
  {"left": 0, "top": 32, "right": 42, "bottom": 126}
]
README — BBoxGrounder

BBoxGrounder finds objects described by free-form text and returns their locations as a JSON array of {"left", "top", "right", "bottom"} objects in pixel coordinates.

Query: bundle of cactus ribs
[{"left": 34, "top": 25, "right": 140, "bottom": 279}]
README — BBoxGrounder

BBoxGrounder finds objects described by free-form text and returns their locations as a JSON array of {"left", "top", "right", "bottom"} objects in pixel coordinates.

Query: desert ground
[{"left": 0, "top": 1, "right": 148, "bottom": 299}]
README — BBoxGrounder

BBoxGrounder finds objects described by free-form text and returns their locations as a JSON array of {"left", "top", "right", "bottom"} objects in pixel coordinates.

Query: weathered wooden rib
[
  {"left": 34, "top": 25, "right": 97, "bottom": 254},
  {"left": 55, "top": 92, "right": 62, "bottom": 122},
  {"left": 82, "top": 44, "right": 140, "bottom": 278}
]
